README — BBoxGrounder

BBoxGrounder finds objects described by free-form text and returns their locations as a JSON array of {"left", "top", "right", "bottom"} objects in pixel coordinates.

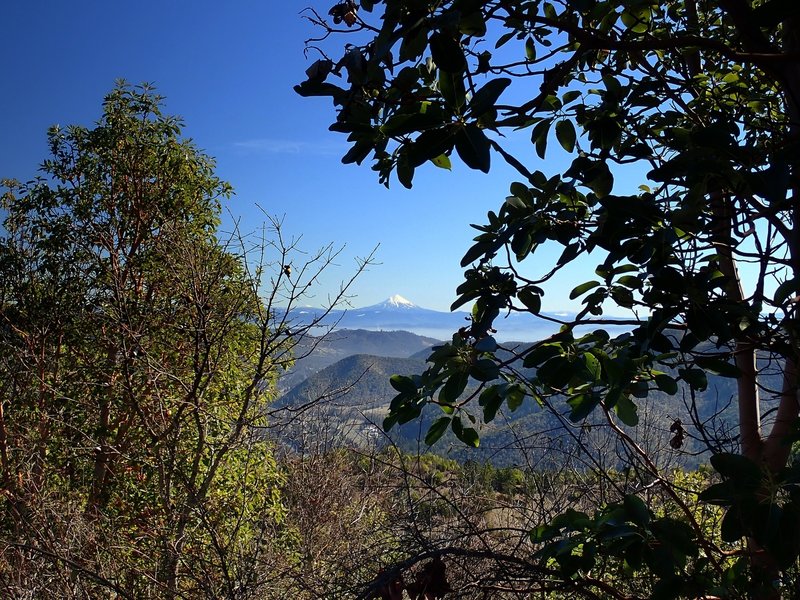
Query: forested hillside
[
  {"left": 276, "top": 339, "right": 782, "bottom": 469},
  {"left": 278, "top": 328, "right": 439, "bottom": 391}
]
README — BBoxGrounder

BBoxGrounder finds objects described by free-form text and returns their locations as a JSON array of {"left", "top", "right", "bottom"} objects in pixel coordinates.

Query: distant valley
[{"left": 273, "top": 296, "right": 756, "bottom": 468}]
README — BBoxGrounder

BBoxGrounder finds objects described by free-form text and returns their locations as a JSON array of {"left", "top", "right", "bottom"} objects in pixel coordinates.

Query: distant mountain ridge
[
  {"left": 287, "top": 294, "right": 596, "bottom": 342},
  {"left": 277, "top": 353, "right": 426, "bottom": 411},
  {"left": 275, "top": 342, "right": 753, "bottom": 468},
  {"left": 278, "top": 328, "right": 439, "bottom": 392},
  {"left": 272, "top": 297, "right": 650, "bottom": 464}
]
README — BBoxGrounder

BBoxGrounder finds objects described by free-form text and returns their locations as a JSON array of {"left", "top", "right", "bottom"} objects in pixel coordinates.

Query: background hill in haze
[
  {"left": 285, "top": 294, "right": 602, "bottom": 342},
  {"left": 274, "top": 332, "right": 782, "bottom": 468},
  {"left": 275, "top": 298, "right": 782, "bottom": 468},
  {"left": 279, "top": 328, "right": 439, "bottom": 392}
]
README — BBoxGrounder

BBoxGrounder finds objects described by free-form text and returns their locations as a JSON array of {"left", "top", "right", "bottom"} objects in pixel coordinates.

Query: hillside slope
[
  {"left": 279, "top": 329, "right": 439, "bottom": 392},
  {"left": 275, "top": 345, "right": 784, "bottom": 468}
]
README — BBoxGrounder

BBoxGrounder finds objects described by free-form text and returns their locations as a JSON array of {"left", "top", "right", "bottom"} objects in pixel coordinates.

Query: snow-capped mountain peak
[
  {"left": 384, "top": 294, "right": 416, "bottom": 308},
  {"left": 360, "top": 295, "right": 419, "bottom": 311}
]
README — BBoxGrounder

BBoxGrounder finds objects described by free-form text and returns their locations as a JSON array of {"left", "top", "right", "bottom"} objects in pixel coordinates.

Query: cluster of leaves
[
  {"left": 534, "top": 455, "right": 800, "bottom": 598},
  {"left": 533, "top": 496, "right": 718, "bottom": 599},
  {"left": 301, "top": 0, "right": 800, "bottom": 596},
  {"left": 298, "top": 0, "right": 796, "bottom": 436},
  {"left": 700, "top": 453, "right": 800, "bottom": 573}
]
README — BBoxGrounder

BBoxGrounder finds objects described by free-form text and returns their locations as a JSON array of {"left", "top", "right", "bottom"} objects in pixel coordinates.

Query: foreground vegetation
[
  {"left": 5, "top": 0, "right": 800, "bottom": 593},
  {"left": 0, "top": 83, "right": 368, "bottom": 598},
  {"left": 298, "top": 0, "right": 800, "bottom": 597},
  {"left": 0, "top": 82, "right": 753, "bottom": 600}
]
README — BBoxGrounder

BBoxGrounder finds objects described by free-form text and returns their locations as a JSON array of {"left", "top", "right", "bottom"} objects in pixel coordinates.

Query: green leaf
[
  {"left": 407, "top": 127, "right": 456, "bottom": 167},
  {"left": 569, "top": 280, "right": 600, "bottom": 300},
  {"left": 495, "top": 31, "right": 515, "bottom": 49},
  {"left": 460, "top": 241, "right": 491, "bottom": 267},
  {"left": 474, "top": 49, "right": 491, "bottom": 74},
  {"left": 304, "top": 59, "right": 333, "bottom": 82},
  {"left": 439, "top": 370, "right": 469, "bottom": 403},
  {"left": 582, "top": 352, "right": 602, "bottom": 381},
  {"left": 555, "top": 119, "right": 577, "bottom": 153},
  {"left": 710, "top": 453, "right": 762, "bottom": 487},
  {"left": 506, "top": 385, "right": 525, "bottom": 411},
  {"left": 695, "top": 356, "right": 740, "bottom": 378},
  {"left": 459, "top": 11, "right": 486, "bottom": 36},
  {"left": 774, "top": 276, "right": 800, "bottom": 306},
  {"left": 523, "top": 343, "right": 563, "bottom": 369},
  {"left": 610, "top": 286, "right": 633, "bottom": 308},
  {"left": 430, "top": 32, "right": 466, "bottom": 73},
  {"left": 452, "top": 417, "right": 480, "bottom": 447},
  {"left": 531, "top": 524, "right": 558, "bottom": 543},
  {"left": 469, "top": 78, "right": 512, "bottom": 117},
  {"left": 552, "top": 508, "right": 592, "bottom": 530},
  {"left": 383, "top": 412, "right": 399, "bottom": 432},
  {"left": 567, "top": 393, "right": 601, "bottom": 422},
  {"left": 654, "top": 374, "right": 678, "bottom": 395},
  {"left": 431, "top": 154, "right": 451, "bottom": 170},
  {"left": 624, "top": 494, "right": 651, "bottom": 526},
  {"left": 470, "top": 358, "right": 499, "bottom": 382},
  {"left": 621, "top": 7, "right": 651, "bottom": 33},
  {"left": 479, "top": 385, "right": 503, "bottom": 422},
  {"left": 539, "top": 355, "right": 574, "bottom": 388},
  {"left": 439, "top": 70, "right": 467, "bottom": 111},
  {"left": 585, "top": 161, "right": 614, "bottom": 197},
  {"left": 525, "top": 36, "right": 536, "bottom": 61},
  {"left": 629, "top": 381, "right": 649, "bottom": 399},
  {"left": 531, "top": 119, "right": 551, "bottom": 159},
  {"left": 699, "top": 481, "right": 737, "bottom": 506},
  {"left": 396, "top": 152, "right": 415, "bottom": 189},
  {"left": 390, "top": 374, "right": 417, "bottom": 395},
  {"left": 651, "top": 517, "right": 697, "bottom": 558},
  {"left": 505, "top": 195, "right": 527, "bottom": 210},
  {"left": 678, "top": 368, "right": 708, "bottom": 391},
  {"left": 380, "top": 111, "right": 439, "bottom": 138},
  {"left": 614, "top": 395, "right": 639, "bottom": 426},
  {"left": 399, "top": 25, "right": 430, "bottom": 62},
  {"left": 562, "top": 90, "right": 581, "bottom": 105},
  {"left": 511, "top": 228, "right": 533, "bottom": 259},
  {"left": 390, "top": 401, "right": 423, "bottom": 426},
  {"left": 518, "top": 288, "right": 542, "bottom": 314},
  {"left": 293, "top": 80, "right": 346, "bottom": 99},
  {"left": 425, "top": 416, "right": 451, "bottom": 446},
  {"left": 720, "top": 507, "right": 744, "bottom": 542},
  {"left": 616, "top": 275, "right": 642, "bottom": 289},
  {"left": 475, "top": 336, "right": 498, "bottom": 352},
  {"left": 455, "top": 124, "right": 491, "bottom": 173},
  {"left": 509, "top": 181, "right": 533, "bottom": 204},
  {"left": 557, "top": 242, "right": 582, "bottom": 267},
  {"left": 341, "top": 140, "right": 373, "bottom": 165}
]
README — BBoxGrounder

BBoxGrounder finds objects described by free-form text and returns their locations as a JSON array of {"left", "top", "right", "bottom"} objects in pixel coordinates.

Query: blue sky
[{"left": 1, "top": 1, "right": 594, "bottom": 312}]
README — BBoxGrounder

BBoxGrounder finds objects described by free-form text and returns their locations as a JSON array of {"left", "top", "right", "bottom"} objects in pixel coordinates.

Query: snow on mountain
[
  {"left": 385, "top": 294, "right": 416, "bottom": 308},
  {"left": 285, "top": 294, "right": 624, "bottom": 342},
  {"left": 364, "top": 294, "right": 418, "bottom": 310}
]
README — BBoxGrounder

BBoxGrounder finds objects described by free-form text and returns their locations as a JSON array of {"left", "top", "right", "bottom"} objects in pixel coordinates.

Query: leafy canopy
[
  {"left": 0, "top": 82, "right": 287, "bottom": 597},
  {"left": 300, "top": 0, "right": 800, "bottom": 596}
]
